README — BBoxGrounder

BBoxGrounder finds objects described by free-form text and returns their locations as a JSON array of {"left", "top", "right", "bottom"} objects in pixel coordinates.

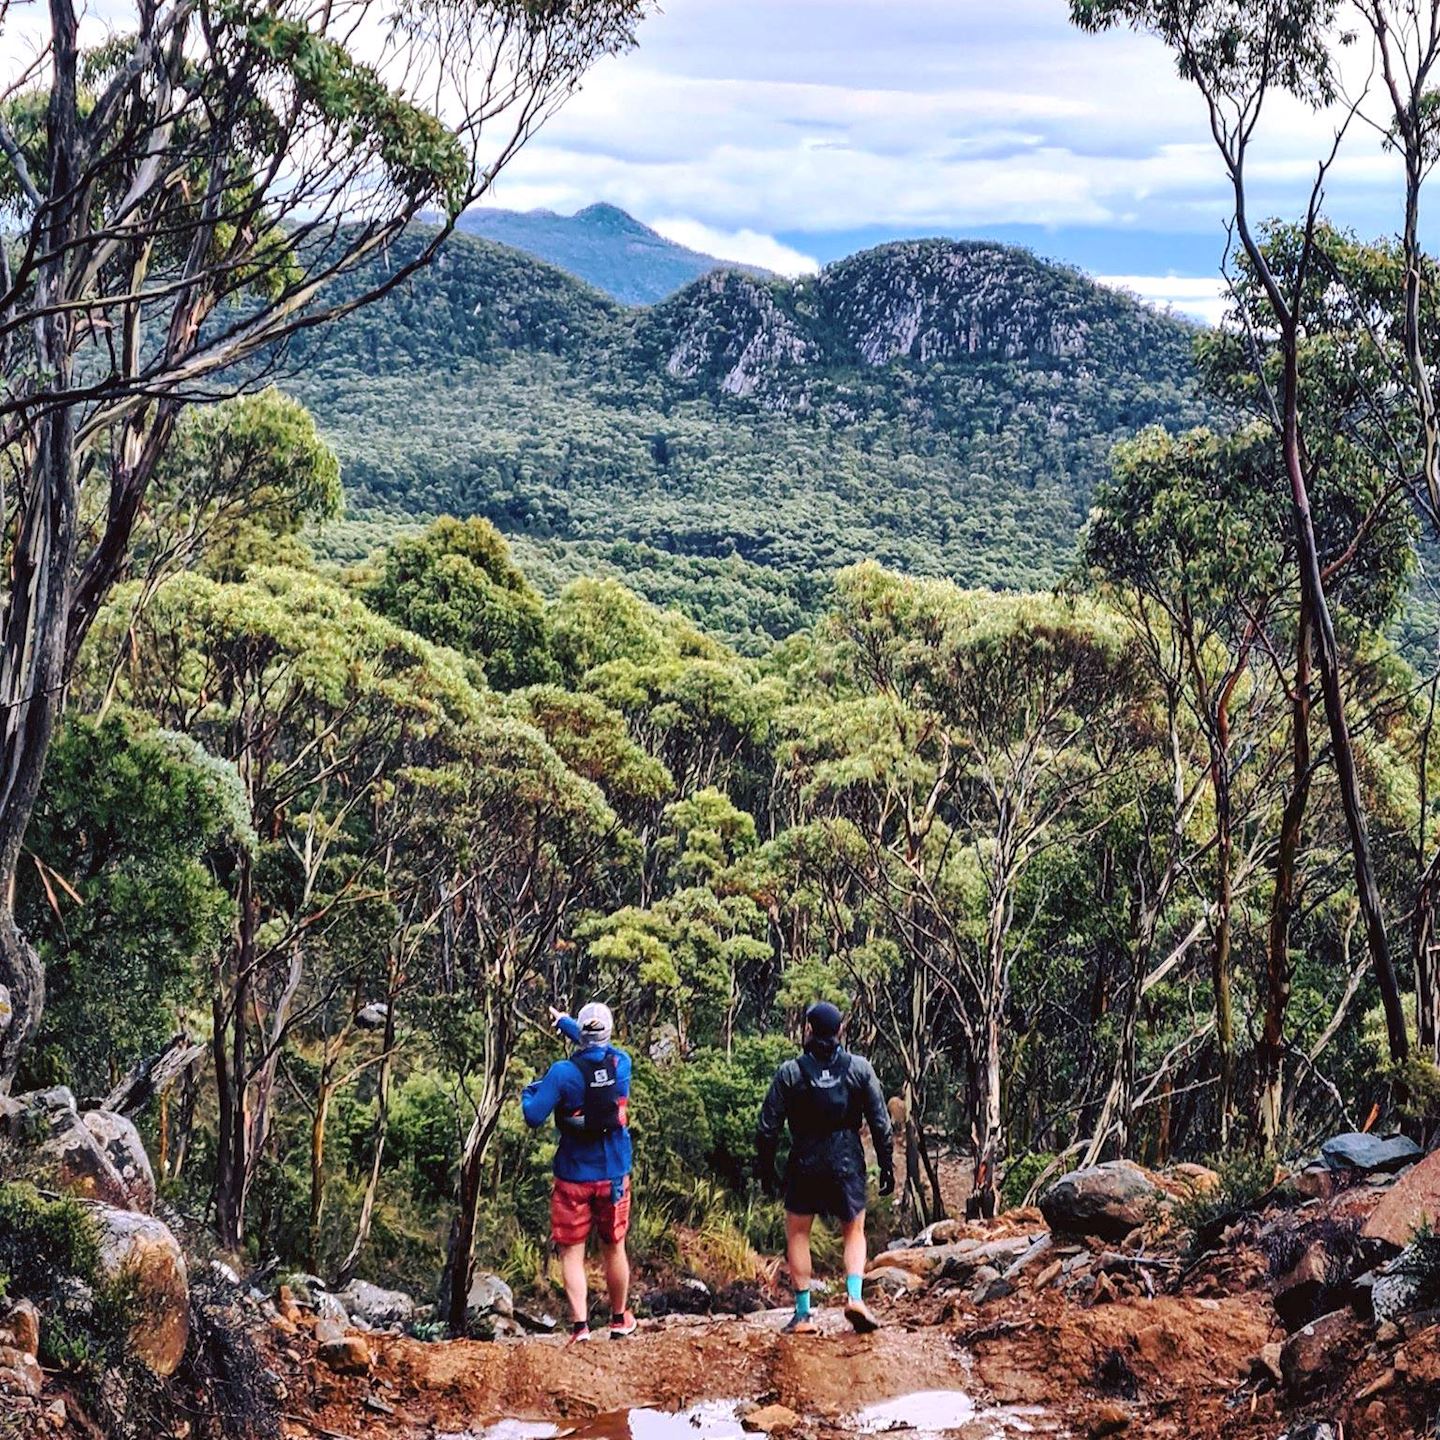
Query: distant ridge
[
  {"left": 454, "top": 203, "right": 766, "bottom": 305},
  {"left": 289, "top": 225, "right": 1210, "bottom": 652}
]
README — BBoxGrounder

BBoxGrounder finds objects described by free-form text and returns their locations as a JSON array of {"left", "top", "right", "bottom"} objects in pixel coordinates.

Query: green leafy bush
[
  {"left": 1001, "top": 1150, "right": 1057, "bottom": 1210},
  {"left": 1175, "top": 1152, "right": 1276, "bottom": 1254}
]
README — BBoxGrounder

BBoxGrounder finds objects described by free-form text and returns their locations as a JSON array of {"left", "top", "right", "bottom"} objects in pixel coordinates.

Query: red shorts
[{"left": 550, "top": 1177, "right": 631, "bottom": 1247}]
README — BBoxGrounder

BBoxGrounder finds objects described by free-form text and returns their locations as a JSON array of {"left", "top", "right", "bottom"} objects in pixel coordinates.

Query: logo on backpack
[{"left": 559, "top": 1051, "right": 627, "bottom": 1137}]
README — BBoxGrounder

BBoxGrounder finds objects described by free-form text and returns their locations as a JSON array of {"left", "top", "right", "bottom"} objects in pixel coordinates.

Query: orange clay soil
[{"left": 284, "top": 1289, "right": 1289, "bottom": 1440}]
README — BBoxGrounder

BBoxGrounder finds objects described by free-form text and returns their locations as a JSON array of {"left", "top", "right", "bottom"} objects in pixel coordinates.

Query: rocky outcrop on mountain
[
  {"left": 818, "top": 240, "right": 1116, "bottom": 367},
  {"left": 647, "top": 271, "right": 820, "bottom": 401},
  {"left": 635, "top": 238, "right": 1195, "bottom": 420}
]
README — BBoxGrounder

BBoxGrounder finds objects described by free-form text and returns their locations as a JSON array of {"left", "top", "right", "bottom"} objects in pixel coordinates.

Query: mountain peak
[
  {"left": 572, "top": 202, "right": 652, "bottom": 236},
  {"left": 454, "top": 204, "right": 762, "bottom": 306}
]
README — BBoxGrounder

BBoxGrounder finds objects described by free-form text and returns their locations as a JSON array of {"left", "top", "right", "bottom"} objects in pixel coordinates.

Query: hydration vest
[
  {"left": 559, "top": 1051, "right": 628, "bottom": 1137},
  {"left": 790, "top": 1049, "right": 856, "bottom": 1138}
]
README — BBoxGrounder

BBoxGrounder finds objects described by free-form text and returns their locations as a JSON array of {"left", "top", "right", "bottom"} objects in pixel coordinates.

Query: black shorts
[{"left": 785, "top": 1169, "right": 867, "bottom": 1222}]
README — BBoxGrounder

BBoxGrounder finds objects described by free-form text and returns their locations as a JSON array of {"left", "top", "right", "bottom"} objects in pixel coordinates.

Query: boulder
[
  {"left": 336, "top": 1279, "right": 417, "bottom": 1329},
  {"left": 29, "top": 1101, "right": 136, "bottom": 1211},
  {"left": 1251, "top": 1341, "right": 1283, "bottom": 1385},
  {"left": 1039, "top": 1161, "right": 1164, "bottom": 1241},
  {"left": 1165, "top": 1163, "right": 1221, "bottom": 1196},
  {"left": 1292, "top": 1164, "right": 1339, "bottom": 1202},
  {"left": 81, "top": 1111, "right": 156, "bottom": 1213},
  {"left": 0, "top": 1344, "right": 42, "bottom": 1399},
  {"left": 1272, "top": 1241, "right": 1332, "bottom": 1331},
  {"left": 317, "top": 1334, "right": 371, "bottom": 1375},
  {"left": 353, "top": 1003, "right": 389, "bottom": 1031},
  {"left": 314, "top": 1290, "right": 349, "bottom": 1327},
  {"left": 0, "top": 1299, "right": 40, "bottom": 1357},
  {"left": 1363, "top": 1149, "right": 1440, "bottom": 1248},
  {"left": 1319, "top": 1133, "right": 1421, "bottom": 1175},
  {"left": 865, "top": 1265, "right": 924, "bottom": 1294},
  {"left": 1373, "top": 1269, "right": 1421, "bottom": 1325},
  {"left": 90, "top": 1204, "right": 190, "bottom": 1376},
  {"left": 1280, "top": 1309, "right": 1360, "bottom": 1395},
  {"left": 466, "top": 1271, "right": 514, "bottom": 1320}
]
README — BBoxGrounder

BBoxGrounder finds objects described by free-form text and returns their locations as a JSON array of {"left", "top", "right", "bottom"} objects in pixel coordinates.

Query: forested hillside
[{"left": 289, "top": 227, "right": 1208, "bottom": 650}]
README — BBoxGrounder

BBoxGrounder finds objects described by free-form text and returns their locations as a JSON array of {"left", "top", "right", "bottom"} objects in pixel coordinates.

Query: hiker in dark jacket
[
  {"left": 522, "top": 1001, "right": 636, "bottom": 1343},
  {"left": 756, "top": 1001, "right": 894, "bottom": 1334}
]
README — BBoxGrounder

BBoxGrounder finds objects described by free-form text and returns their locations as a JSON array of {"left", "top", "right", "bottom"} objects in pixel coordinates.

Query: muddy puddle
[{"left": 443, "top": 1391, "right": 1046, "bottom": 1440}]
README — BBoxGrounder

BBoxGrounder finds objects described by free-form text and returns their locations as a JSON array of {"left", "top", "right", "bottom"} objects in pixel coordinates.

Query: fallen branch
[{"left": 99, "top": 1033, "right": 206, "bottom": 1115}]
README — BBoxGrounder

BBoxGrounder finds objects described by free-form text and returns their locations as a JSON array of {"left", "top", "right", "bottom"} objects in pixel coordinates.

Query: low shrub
[{"left": 1175, "top": 1151, "right": 1276, "bottom": 1255}]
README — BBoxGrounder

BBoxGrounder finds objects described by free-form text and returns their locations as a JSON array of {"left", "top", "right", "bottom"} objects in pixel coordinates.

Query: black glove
[{"left": 877, "top": 1164, "right": 896, "bottom": 1197}]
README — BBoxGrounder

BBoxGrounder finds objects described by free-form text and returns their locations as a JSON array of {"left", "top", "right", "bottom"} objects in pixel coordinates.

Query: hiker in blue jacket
[{"left": 522, "top": 1001, "right": 636, "bottom": 1343}]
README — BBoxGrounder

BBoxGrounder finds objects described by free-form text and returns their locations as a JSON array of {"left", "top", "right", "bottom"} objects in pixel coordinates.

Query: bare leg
[
  {"left": 601, "top": 1238, "right": 630, "bottom": 1315},
  {"left": 785, "top": 1210, "right": 814, "bottom": 1295},
  {"left": 840, "top": 1211, "right": 868, "bottom": 1279},
  {"left": 558, "top": 1242, "right": 588, "bottom": 1324}
]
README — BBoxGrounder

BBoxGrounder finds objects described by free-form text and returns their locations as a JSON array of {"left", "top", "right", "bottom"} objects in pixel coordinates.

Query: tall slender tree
[{"left": 0, "top": 0, "right": 649, "bottom": 1087}]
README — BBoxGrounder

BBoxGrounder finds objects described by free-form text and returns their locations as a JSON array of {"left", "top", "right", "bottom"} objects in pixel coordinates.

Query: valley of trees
[
  {"left": 10, "top": 0, "right": 1440, "bottom": 1365},
  {"left": 288, "top": 228, "right": 1210, "bottom": 652}
]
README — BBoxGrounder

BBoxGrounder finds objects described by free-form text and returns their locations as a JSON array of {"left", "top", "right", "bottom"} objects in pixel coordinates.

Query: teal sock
[
  {"left": 846, "top": 1273, "right": 863, "bottom": 1302},
  {"left": 794, "top": 1289, "right": 811, "bottom": 1318}
]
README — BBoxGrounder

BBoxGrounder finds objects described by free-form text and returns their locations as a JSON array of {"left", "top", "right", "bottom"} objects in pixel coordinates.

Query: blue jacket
[{"left": 522, "top": 1015, "right": 633, "bottom": 1183}]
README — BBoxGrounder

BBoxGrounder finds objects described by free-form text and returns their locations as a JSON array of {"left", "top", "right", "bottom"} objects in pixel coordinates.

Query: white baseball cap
[{"left": 577, "top": 1001, "right": 614, "bottom": 1046}]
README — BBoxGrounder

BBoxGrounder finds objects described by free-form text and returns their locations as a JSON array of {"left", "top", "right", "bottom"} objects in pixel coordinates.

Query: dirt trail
[
  {"left": 310, "top": 1312, "right": 976, "bottom": 1435},
  {"left": 292, "top": 1286, "right": 1280, "bottom": 1440}
]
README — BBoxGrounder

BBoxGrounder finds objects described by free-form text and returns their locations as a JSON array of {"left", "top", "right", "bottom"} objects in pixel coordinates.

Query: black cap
[{"left": 805, "top": 1001, "right": 843, "bottom": 1039}]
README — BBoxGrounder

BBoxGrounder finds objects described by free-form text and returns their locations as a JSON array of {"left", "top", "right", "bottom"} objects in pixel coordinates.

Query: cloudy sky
[{"left": 473, "top": 0, "right": 1418, "bottom": 323}]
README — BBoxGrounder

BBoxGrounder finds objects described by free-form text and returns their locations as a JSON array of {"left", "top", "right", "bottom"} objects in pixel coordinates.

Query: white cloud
[
  {"left": 1097, "top": 275, "right": 1229, "bottom": 327},
  {"left": 650, "top": 218, "right": 819, "bottom": 276},
  {"left": 476, "top": 0, "right": 1415, "bottom": 263}
]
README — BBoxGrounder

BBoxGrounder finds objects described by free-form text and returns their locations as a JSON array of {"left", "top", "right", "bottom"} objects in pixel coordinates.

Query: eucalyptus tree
[
  {"left": 85, "top": 564, "right": 485, "bottom": 1248},
  {"left": 365, "top": 516, "right": 556, "bottom": 690},
  {"left": 1086, "top": 423, "right": 1292, "bottom": 1143},
  {"left": 788, "top": 566, "right": 1146, "bottom": 1215},
  {"left": 1072, "top": 0, "right": 1413, "bottom": 1067},
  {"left": 0, "top": 0, "right": 649, "bottom": 1087}
]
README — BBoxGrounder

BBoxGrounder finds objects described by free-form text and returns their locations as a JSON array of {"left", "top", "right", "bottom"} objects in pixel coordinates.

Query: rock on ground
[
  {"left": 1280, "top": 1308, "right": 1362, "bottom": 1395},
  {"left": 337, "top": 1280, "right": 417, "bottom": 1329},
  {"left": 741, "top": 1403, "right": 800, "bottom": 1434},
  {"left": 0, "top": 1299, "right": 40, "bottom": 1358},
  {"left": 467, "top": 1272, "right": 515, "bottom": 1319},
  {"left": 1039, "top": 1161, "right": 1165, "bottom": 1241},
  {"left": 91, "top": 1203, "right": 190, "bottom": 1375},
  {"left": 80, "top": 1110, "right": 157, "bottom": 1214},
  {"left": 1319, "top": 1133, "right": 1421, "bottom": 1174},
  {"left": 0, "top": 1344, "right": 42, "bottom": 1399},
  {"left": 1364, "top": 1150, "right": 1440, "bottom": 1248},
  {"left": 1272, "top": 1241, "right": 1332, "bottom": 1331},
  {"left": 318, "top": 1333, "right": 372, "bottom": 1375}
]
